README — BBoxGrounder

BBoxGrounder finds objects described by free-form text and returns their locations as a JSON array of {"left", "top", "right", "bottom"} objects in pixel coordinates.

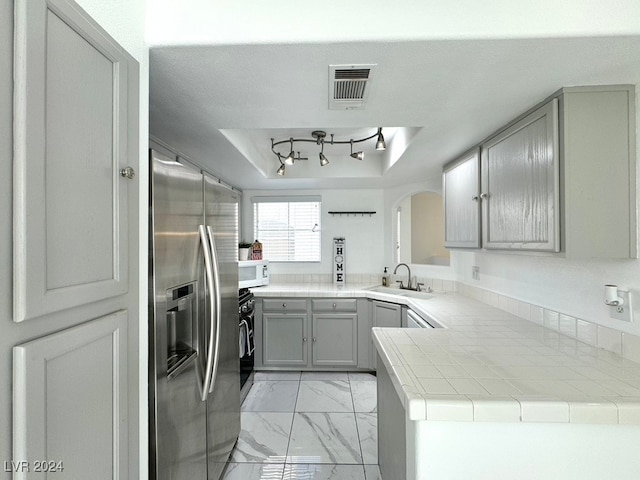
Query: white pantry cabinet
[
  {"left": 443, "top": 148, "right": 481, "bottom": 248},
  {"left": 10, "top": 0, "right": 140, "bottom": 478},
  {"left": 443, "top": 85, "right": 636, "bottom": 258}
]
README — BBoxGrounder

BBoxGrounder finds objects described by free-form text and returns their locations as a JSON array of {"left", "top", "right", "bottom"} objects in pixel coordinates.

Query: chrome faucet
[{"left": 393, "top": 263, "right": 412, "bottom": 290}]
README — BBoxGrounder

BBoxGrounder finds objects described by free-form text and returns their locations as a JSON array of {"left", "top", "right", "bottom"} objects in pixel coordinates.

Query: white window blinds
[{"left": 252, "top": 196, "right": 321, "bottom": 262}]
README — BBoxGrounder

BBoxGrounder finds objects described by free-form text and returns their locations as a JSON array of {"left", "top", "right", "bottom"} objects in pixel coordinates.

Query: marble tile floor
[{"left": 222, "top": 371, "right": 382, "bottom": 480}]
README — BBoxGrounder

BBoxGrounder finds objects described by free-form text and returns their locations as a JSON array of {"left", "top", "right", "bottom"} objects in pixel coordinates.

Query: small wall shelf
[{"left": 328, "top": 211, "right": 377, "bottom": 217}]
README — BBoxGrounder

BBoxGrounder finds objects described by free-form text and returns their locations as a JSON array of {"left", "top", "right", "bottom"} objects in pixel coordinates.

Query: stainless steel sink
[{"left": 366, "top": 285, "right": 434, "bottom": 299}]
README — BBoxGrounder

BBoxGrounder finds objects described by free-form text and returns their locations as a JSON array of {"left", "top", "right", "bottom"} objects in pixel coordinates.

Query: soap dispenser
[{"left": 382, "top": 267, "right": 389, "bottom": 286}]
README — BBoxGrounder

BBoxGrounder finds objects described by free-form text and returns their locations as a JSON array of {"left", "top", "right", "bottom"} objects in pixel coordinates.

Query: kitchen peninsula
[{"left": 251, "top": 283, "right": 640, "bottom": 480}]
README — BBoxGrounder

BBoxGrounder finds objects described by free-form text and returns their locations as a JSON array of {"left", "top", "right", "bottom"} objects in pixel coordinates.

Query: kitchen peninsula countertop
[{"left": 251, "top": 283, "right": 640, "bottom": 425}]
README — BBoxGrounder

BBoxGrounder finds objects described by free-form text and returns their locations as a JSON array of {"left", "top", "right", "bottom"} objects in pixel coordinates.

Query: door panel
[
  {"left": 481, "top": 99, "right": 559, "bottom": 251},
  {"left": 13, "top": 311, "right": 128, "bottom": 480},
  {"left": 13, "top": 0, "right": 137, "bottom": 321},
  {"left": 312, "top": 314, "right": 358, "bottom": 367},
  {"left": 263, "top": 314, "right": 308, "bottom": 366}
]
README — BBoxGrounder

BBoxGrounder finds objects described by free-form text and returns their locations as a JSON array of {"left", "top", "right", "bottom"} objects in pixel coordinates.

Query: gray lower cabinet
[
  {"left": 256, "top": 297, "right": 366, "bottom": 369},
  {"left": 370, "top": 300, "right": 402, "bottom": 369},
  {"left": 312, "top": 313, "right": 358, "bottom": 367},
  {"left": 262, "top": 313, "right": 308, "bottom": 367}
]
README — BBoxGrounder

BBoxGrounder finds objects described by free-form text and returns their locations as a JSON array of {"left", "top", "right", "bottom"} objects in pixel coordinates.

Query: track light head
[
  {"left": 375, "top": 127, "right": 386, "bottom": 151},
  {"left": 284, "top": 138, "right": 295, "bottom": 165},
  {"left": 276, "top": 163, "right": 286, "bottom": 176},
  {"left": 319, "top": 152, "right": 329, "bottom": 166},
  {"left": 350, "top": 139, "right": 364, "bottom": 160}
]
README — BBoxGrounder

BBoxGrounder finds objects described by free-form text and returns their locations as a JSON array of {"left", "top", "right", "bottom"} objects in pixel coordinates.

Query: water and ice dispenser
[{"left": 166, "top": 282, "right": 197, "bottom": 379}]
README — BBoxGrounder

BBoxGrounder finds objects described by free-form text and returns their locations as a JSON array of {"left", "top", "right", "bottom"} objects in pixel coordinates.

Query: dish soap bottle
[{"left": 382, "top": 267, "right": 389, "bottom": 286}]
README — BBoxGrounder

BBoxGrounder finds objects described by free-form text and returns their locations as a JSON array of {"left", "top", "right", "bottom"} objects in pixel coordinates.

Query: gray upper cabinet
[
  {"left": 13, "top": 0, "right": 139, "bottom": 321},
  {"left": 481, "top": 99, "right": 560, "bottom": 252},
  {"left": 560, "top": 86, "right": 636, "bottom": 259},
  {"left": 443, "top": 85, "right": 636, "bottom": 258},
  {"left": 443, "top": 148, "right": 481, "bottom": 248}
]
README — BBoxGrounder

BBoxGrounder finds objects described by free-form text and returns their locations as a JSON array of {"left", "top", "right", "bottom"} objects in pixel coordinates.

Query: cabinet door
[
  {"left": 262, "top": 313, "right": 308, "bottom": 366},
  {"left": 13, "top": 0, "right": 139, "bottom": 321},
  {"left": 312, "top": 314, "right": 358, "bottom": 367},
  {"left": 481, "top": 99, "right": 559, "bottom": 251},
  {"left": 443, "top": 148, "right": 481, "bottom": 248},
  {"left": 372, "top": 300, "right": 402, "bottom": 328},
  {"left": 13, "top": 310, "right": 128, "bottom": 480},
  {"left": 370, "top": 301, "right": 402, "bottom": 369}
]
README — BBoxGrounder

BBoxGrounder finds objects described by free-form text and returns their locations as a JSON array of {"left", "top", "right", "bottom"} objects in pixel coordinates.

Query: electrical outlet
[
  {"left": 472, "top": 266, "right": 480, "bottom": 280},
  {"left": 610, "top": 290, "right": 632, "bottom": 322}
]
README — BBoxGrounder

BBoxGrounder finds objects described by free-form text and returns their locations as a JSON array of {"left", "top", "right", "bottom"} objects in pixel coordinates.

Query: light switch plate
[{"left": 610, "top": 290, "right": 632, "bottom": 322}]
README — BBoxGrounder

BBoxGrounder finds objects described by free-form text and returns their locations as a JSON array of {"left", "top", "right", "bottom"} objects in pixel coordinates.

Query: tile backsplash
[{"left": 458, "top": 282, "right": 640, "bottom": 365}]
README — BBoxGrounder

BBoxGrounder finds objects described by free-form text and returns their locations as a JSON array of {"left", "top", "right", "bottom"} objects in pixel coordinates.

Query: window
[{"left": 252, "top": 196, "right": 321, "bottom": 262}]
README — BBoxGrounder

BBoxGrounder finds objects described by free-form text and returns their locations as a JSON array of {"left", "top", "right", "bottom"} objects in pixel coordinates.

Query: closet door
[{"left": 13, "top": 0, "right": 138, "bottom": 321}]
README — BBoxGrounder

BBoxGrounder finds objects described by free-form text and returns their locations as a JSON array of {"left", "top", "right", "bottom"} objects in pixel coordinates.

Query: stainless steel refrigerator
[{"left": 149, "top": 149, "right": 240, "bottom": 480}]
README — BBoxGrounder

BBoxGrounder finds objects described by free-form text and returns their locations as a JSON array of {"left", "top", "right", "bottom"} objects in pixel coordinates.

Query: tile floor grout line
[
  {"left": 348, "top": 374, "right": 367, "bottom": 469},
  {"left": 284, "top": 374, "right": 302, "bottom": 467}
]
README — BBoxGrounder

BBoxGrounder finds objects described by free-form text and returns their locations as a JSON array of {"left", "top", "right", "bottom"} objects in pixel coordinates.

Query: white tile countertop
[{"left": 252, "top": 283, "right": 640, "bottom": 425}]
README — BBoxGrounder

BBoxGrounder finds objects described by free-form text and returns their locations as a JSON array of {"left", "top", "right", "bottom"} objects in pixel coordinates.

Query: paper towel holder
[{"left": 604, "top": 284, "right": 624, "bottom": 307}]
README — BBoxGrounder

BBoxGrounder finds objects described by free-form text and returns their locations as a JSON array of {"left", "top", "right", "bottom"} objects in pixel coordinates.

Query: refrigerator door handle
[
  {"left": 199, "top": 225, "right": 216, "bottom": 402},
  {"left": 206, "top": 225, "right": 222, "bottom": 394}
]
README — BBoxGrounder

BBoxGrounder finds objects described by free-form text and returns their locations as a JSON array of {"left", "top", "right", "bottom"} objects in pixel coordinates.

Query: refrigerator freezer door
[
  {"left": 149, "top": 151, "right": 207, "bottom": 480},
  {"left": 203, "top": 173, "right": 241, "bottom": 480}
]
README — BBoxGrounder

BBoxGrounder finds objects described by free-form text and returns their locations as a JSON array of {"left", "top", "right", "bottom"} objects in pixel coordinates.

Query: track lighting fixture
[{"left": 270, "top": 127, "right": 385, "bottom": 176}]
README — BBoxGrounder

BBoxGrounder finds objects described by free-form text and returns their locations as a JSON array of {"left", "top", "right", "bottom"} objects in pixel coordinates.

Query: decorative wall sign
[{"left": 333, "top": 237, "right": 345, "bottom": 285}]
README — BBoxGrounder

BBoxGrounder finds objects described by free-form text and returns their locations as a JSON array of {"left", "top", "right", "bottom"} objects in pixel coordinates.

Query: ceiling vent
[{"left": 329, "top": 64, "right": 377, "bottom": 110}]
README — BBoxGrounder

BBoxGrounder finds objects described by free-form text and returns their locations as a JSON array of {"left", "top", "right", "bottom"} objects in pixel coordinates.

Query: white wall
[{"left": 242, "top": 189, "right": 385, "bottom": 280}]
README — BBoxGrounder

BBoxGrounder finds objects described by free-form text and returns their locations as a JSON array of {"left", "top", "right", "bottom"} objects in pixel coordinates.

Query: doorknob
[{"left": 120, "top": 166, "right": 136, "bottom": 179}]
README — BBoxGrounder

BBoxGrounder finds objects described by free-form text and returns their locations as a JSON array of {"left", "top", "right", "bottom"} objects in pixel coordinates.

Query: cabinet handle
[
  {"left": 120, "top": 166, "right": 136, "bottom": 179},
  {"left": 303, "top": 337, "right": 307, "bottom": 342},
  {"left": 479, "top": 193, "right": 488, "bottom": 200},
  {"left": 472, "top": 195, "right": 479, "bottom": 201},
  {"left": 282, "top": 303, "right": 286, "bottom": 308},
  {"left": 332, "top": 303, "right": 337, "bottom": 309},
  {"left": 313, "top": 337, "right": 317, "bottom": 342}
]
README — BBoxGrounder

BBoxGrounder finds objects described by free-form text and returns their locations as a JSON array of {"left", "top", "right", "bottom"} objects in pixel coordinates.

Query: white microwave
[{"left": 238, "top": 260, "right": 269, "bottom": 288}]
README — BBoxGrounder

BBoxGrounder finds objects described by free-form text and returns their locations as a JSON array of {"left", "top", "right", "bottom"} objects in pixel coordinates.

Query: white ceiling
[{"left": 148, "top": 2, "right": 640, "bottom": 191}]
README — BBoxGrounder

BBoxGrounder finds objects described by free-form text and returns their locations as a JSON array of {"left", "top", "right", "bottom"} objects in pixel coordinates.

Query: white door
[{"left": 9, "top": 0, "right": 140, "bottom": 477}]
